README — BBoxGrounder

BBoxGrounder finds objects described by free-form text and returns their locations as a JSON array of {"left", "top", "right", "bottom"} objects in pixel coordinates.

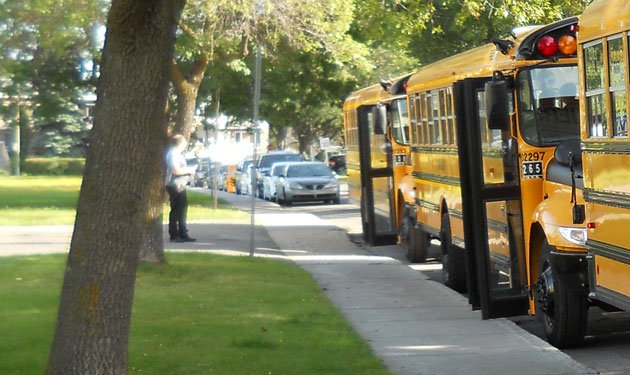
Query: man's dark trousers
[{"left": 166, "top": 186, "right": 188, "bottom": 239}]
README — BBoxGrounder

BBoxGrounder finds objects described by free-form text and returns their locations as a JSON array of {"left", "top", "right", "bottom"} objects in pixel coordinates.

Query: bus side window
[{"left": 584, "top": 40, "right": 607, "bottom": 137}]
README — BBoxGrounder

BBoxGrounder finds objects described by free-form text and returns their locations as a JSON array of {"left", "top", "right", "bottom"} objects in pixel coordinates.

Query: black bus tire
[
  {"left": 440, "top": 212, "right": 467, "bottom": 293},
  {"left": 535, "top": 239, "right": 588, "bottom": 348},
  {"left": 404, "top": 216, "right": 429, "bottom": 263}
]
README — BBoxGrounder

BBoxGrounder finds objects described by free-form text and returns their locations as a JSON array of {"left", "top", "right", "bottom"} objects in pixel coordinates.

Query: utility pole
[
  {"left": 249, "top": 0, "right": 264, "bottom": 257},
  {"left": 213, "top": 87, "right": 221, "bottom": 210}
]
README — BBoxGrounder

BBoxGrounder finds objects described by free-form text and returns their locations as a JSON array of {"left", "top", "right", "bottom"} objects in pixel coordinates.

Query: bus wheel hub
[{"left": 536, "top": 266, "right": 555, "bottom": 314}]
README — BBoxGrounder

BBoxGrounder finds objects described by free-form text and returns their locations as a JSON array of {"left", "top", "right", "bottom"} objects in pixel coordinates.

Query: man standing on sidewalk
[{"left": 165, "top": 134, "right": 196, "bottom": 242}]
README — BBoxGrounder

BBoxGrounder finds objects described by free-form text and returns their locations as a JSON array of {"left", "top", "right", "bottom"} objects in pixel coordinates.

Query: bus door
[
  {"left": 357, "top": 105, "right": 397, "bottom": 246},
  {"left": 454, "top": 77, "right": 529, "bottom": 318}
]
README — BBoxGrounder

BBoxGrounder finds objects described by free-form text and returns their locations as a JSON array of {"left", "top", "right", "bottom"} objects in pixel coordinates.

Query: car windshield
[
  {"left": 260, "top": 153, "right": 302, "bottom": 169},
  {"left": 287, "top": 163, "right": 332, "bottom": 178},
  {"left": 517, "top": 66, "right": 580, "bottom": 146},
  {"left": 271, "top": 164, "right": 287, "bottom": 176}
]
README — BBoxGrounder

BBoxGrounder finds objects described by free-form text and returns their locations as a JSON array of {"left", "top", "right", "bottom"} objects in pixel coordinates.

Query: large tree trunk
[
  {"left": 45, "top": 1, "right": 185, "bottom": 374},
  {"left": 19, "top": 106, "right": 33, "bottom": 169},
  {"left": 297, "top": 132, "right": 314, "bottom": 156},
  {"left": 139, "top": 164, "right": 168, "bottom": 264},
  {"left": 170, "top": 54, "right": 209, "bottom": 137}
]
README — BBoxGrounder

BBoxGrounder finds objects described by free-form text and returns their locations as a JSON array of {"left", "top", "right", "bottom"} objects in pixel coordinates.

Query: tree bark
[
  {"left": 139, "top": 162, "right": 168, "bottom": 264},
  {"left": 45, "top": 1, "right": 185, "bottom": 374},
  {"left": 170, "top": 54, "right": 209, "bottom": 137},
  {"left": 19, "top": 106, "right": 33, "bottom": 169}
]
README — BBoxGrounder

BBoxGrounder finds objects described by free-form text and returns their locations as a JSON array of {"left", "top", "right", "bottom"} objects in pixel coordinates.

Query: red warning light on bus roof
[{"left": 537, "top": 36, "right": 558, "bottom": 58}]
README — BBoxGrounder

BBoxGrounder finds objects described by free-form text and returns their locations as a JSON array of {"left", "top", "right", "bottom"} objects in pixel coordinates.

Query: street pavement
[{"left": 1, "top": 189, "right": 595, "bottom": 375}]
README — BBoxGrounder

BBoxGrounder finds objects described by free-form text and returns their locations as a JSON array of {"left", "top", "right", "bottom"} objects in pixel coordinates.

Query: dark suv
[{"left": 255, "top": 151, "right": 302, "bottom": 197}]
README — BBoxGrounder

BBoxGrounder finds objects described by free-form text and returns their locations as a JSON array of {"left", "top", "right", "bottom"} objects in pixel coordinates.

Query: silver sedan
[{"left": 275, "top": 162, "right": 340, "bottom": 206}]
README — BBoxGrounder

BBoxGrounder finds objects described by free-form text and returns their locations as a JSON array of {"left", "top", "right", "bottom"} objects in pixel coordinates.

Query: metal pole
[
  {"left": 249, "top": 43, "right": 262, "bottom": 257},
  {"left": 213, "top": 87, "right": 220, "bottom": 210}
]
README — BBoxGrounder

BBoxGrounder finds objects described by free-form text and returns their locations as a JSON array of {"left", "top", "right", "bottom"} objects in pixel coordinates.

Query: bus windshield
[
  {"left": 391, "top": 98, "right": 410, "bottom": 145},
  {"left": 517, "top": 66, "right": 580, "bottom": 146}
]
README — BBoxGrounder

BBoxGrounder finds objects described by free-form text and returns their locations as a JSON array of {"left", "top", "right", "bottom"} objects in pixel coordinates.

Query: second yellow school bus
[{"left": 343, "top": 76, "right": 412, "bottom": 247}]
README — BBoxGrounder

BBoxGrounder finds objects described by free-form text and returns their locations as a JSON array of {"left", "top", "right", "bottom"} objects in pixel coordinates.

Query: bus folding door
[
  {"left": 356, "top": 106, "right": 398, "bottom": 246},
  {"left": 455, "top": 78, "right": 529, "bottom": 318}
]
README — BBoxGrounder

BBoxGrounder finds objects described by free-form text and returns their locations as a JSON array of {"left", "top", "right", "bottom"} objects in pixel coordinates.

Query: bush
[{"left": 24, "top": 158, "right": 85, "bottom": 175}]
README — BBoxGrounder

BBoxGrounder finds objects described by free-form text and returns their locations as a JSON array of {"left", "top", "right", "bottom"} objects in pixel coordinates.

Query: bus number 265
[{"left": 522, "top": 161, "right": 543, "bottom": 178}]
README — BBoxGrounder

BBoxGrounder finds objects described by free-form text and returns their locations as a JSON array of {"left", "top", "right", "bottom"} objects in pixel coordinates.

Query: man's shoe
[
  {"left": 170, "top": 236, "right": 184, "bottom": 243},
  {"left": 180, "top": 236, "right": 196, "bottom": 242}
]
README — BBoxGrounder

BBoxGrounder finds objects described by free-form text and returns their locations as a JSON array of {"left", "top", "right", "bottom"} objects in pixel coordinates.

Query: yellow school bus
[
  {"left": 403, "top": 19, "right": 587, "bottom": 348},
  {"left": 345, "top": 17, "right": 593, "bottom": 348},
  {"left": 578, "top": 0, "right": 630, "bottom": 317},
  {"left": 343, "top": 75, "right": 413, "bottom": 248}
]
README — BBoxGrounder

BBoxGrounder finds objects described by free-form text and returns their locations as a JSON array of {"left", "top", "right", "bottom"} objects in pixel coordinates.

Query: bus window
[
  {"left": 391, "top": 99, "right": 410, "bottom": 145},
  {"left": 584, "top": 41, "right": 608, "bottom": 138},
  {"left": 517, "top": 66, "right": 580, "bottom": 145},
  {"left": 446, "top": 88, "right": 455, "bottom": 145},
  {"left": 409, "top": 95, "right": 418, "bottom": 145},
  {"left": 419, "top": 93, "right": 428, "bottom": 144},
  {"left": 426, "top": 92, "right": 435, "bottom": 144},
  {"left": 431, "top": 90, "right": 441, "bottom": 144},
  {"left": 609, "top": 35, "right": 628, "bottom": 137}
]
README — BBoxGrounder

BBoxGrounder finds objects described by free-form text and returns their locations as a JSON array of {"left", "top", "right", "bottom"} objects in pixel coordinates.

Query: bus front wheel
[
  {"left": 402, "top": 214, "right": 428, "bottom": 263},
  {"left": 534, "top": 239, "right": 588, "bottom": 348},
  {"left": 440, "top": 213, "right": 467, "bottom": 293}
]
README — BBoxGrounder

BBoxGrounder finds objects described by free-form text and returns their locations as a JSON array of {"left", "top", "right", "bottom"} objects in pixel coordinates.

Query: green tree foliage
[
  {"left": 259, "top": 41, "right": 359, "bottom": 152},
  {"left": 171, "top": 0, "right": 371, "bottom": 141},
  {"left": 350, "top": 0, "right": 589, "bottom": 76},
  {"left": 0, "top": 0, "right": 107, "bottom": 158},
  {"left": 408, "top": 0, "right": 590, "bottom": 65}
]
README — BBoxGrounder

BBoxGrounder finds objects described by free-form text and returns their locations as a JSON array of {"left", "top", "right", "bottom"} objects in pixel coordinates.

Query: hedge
[{"left": 24, "top": 158, "right": 85, "bottom": 175}]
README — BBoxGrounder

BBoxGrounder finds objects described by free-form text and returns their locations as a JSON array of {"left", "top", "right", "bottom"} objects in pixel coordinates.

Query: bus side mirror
[
  {"left": 485, "top": 73, "right": 510, "bottom": 131},
  {"left": 372, "top": 104, "right": 387, "bottom": 135}
]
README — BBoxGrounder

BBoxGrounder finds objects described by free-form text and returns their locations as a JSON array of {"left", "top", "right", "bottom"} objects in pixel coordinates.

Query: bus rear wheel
[
  {"left": 534, "top": 239, "right": 588, "bottom": 348},
  {"left": 440, "top": 212, "right": 467, "bottom": 293},
  {"left": 402, "top": 215, "right": 428, "bottom": 263}
]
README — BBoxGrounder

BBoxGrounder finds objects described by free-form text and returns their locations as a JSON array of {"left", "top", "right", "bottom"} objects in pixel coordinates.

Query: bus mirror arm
[{"left": 569, "top": 152, "right": 585, "bottom": 224}]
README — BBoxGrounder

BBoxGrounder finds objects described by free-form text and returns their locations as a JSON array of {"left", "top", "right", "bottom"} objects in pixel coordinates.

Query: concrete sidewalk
[
  {"left": 222, "top": 191, "right": 594, "bottom": 375},
  {"left": 1, "top": 189, "right": 595, "bottom": 374}
]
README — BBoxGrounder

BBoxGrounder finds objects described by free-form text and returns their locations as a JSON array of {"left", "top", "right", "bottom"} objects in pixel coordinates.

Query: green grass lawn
[
  {"left": 0, "top": 253, "right": 387, "bottom": 374},
  {"left": 0, "top": 176, "right": 247, "bottom": 225}
]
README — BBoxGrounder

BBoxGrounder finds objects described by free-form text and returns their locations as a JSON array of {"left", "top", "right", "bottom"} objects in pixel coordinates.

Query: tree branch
[{"left": 177, "top": 20, "right": 200, "bottom": 40}]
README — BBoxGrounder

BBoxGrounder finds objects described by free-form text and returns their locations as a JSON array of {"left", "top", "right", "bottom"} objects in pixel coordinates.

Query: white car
[
  {"left": 235, "top": 159, "right": 255, "bottom": 195},
  {"left": 262, "top": 162, "right": 300, "bottom": 201}
]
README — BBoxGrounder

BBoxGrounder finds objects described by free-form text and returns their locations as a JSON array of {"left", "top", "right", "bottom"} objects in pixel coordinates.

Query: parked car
[
  {"left": 255, "top": 151, "right": 303, "bottom": 198},
  {"left": 216, "top": 164, "right": 229, "bottom": 191},
  {"left": 234, "top": 159, "right": 255, "bottom": 195},
  {"left": 262, "top": 161, "right": 300, "bottom": 201},
  {"left": 275, "top": 161, "right": 340, "bottom": 206},
  {"left": 193, "top": 157, "right": 213, "bottom": 188},
  {"left": 182, "top": 154, "right": 202, "bottom": 187}
]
